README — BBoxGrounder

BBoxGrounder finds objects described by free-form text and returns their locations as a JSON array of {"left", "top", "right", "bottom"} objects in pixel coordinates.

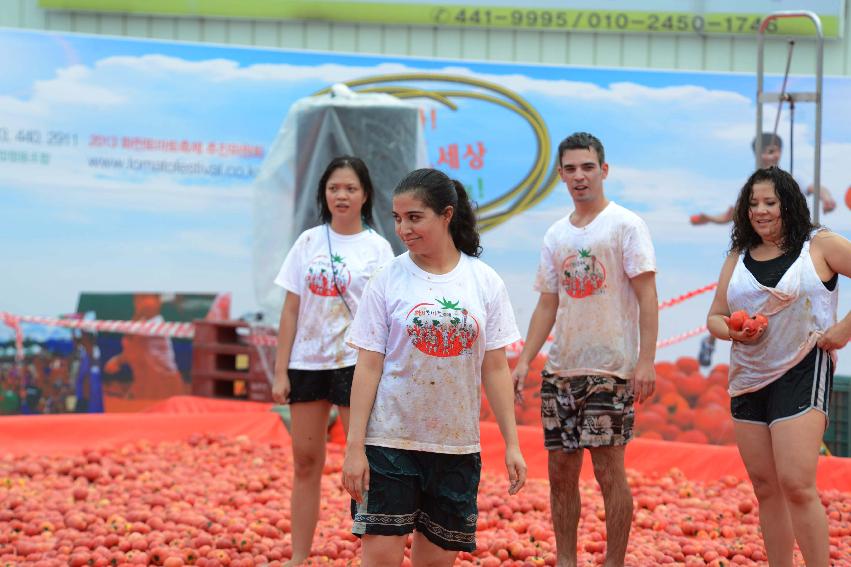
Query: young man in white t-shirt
[{"left": 512, "top": 132, "right": 659, "bottom": 567}]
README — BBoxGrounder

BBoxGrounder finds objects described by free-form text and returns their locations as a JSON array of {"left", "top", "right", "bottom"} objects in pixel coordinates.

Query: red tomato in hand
[{"left": 728, "top": 310, "right": 748, "bottom": 331}]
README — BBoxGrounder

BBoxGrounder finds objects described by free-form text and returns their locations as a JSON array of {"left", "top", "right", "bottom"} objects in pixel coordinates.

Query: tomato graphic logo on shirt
[
  {"left": 562, "top": 248, "right": 606, "bottom": 298},
  {"left": 405, "top": 297, "right": 480, "bottom": 357},
  {"left": 305, "top": 253, "right": 351, "bottom": 297}
]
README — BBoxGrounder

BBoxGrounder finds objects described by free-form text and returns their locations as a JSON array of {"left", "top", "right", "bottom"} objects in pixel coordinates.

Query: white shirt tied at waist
[{"left": 727, "top": 235, "right": 838, "bottom": 397}]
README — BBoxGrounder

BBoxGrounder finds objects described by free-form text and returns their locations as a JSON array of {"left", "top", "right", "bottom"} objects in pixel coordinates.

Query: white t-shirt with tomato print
[
  {"left": 534, "top": 201, "right": 656, "bottom": 380},
  {"left": 275, "top": 224, "right": 394, "bottom": 370},
  {"left": 346, "top": 252, "right": 521, "bottom": 455}
]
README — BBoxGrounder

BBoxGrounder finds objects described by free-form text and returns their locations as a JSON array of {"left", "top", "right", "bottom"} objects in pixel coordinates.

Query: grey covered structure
[{"left": 252, "top": 85, "right": 427, "bottom": 324}]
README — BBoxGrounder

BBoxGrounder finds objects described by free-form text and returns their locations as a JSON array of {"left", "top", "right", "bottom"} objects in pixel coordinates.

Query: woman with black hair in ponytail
[
  {"left": 271, "top": 156, "right": 393, "bottom": 566},
  {"left": 342, "top": 168, "right": 527, "bottom": 565}
]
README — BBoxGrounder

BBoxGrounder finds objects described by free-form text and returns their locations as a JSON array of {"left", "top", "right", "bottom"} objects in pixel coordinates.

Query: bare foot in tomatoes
[{"left": 284, "top": 555, "right": 308, "bottom": 566}]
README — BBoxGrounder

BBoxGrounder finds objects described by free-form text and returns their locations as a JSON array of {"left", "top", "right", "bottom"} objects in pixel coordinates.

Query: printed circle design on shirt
[
  {"left": 405, "top": 297, "right": 480, "bottom": 358},
  {"left": 305, "top": 254, "right": 351, "bottom": 297},
  {"left": 562, "top": 248, "right": 607, "bottom": 299}
]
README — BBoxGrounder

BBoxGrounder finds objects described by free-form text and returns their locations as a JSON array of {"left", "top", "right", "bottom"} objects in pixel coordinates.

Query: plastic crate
[{"left": 824, "top": 374, "right": 850, "bottom": 457}]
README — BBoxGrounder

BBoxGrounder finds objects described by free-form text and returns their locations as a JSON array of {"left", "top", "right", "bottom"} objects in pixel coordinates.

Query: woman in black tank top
[
  {"left": 744, "top": 246, "right": 837, "bottom": 290},
  {"left": 705, "top": 167, "right": 851, "bottom": 567}
]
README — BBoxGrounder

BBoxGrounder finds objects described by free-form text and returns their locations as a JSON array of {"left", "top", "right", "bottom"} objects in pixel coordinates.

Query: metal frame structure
[{"left": 756, "top": 11, "right": 824, "bottom": 223}]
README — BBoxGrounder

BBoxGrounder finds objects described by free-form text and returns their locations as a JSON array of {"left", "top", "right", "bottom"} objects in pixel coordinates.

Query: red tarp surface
[{"left": 2, "top": 396, "right": 850, "bottom": 491}]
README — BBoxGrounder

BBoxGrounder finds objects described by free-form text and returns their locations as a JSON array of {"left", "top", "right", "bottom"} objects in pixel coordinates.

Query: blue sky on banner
[{"left": 0, "top": 29, "right": 849, "bottom": 371}]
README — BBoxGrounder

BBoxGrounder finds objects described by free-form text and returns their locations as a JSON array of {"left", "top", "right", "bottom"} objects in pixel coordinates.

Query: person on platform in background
[
  {"left": 511, "top": 132, "right": 658, "bottom": 567},
  {"left": 706, "top": 166, "right": 851, "bottom": 567},
  {"left": 691, "top": 132, "right": 836, "bottom": 226},
  {"left": 104, "top": 294, "right": 186, "bottom": 400},
  {"left": 20, "top": 366, "right": 42, "bottom": 415},
  {"left": 271, "top": 156, "right": 394, "bottom": 566},
  {"left": 74, "top": 332, "right": 104, "bottom": 413},
  {"left": 342, "top": 168, "right": 526, "bottom": 566}
]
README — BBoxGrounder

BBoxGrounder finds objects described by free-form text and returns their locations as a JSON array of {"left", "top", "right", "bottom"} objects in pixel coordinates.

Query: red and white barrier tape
[
  {"left": 2, "top": 281, "right": 720, "bottom": 356},
  {"left": 658, "top": 282, "right": 717, "bottom": 311},
  {"left": 0, "top": 311, "right": 195, "bottom": 339},
  {"left": 656, "top": 325, "right": 708, "bottom": 349},
  {"left": 246, "top": 332, "right": 278, "bottom": 347},
  {"left": 1, "top": 313, "right": 25, "bottom": 361}
]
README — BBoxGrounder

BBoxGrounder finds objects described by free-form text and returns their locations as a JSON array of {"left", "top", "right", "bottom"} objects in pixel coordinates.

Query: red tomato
[{"left": 728, "top": 310, "right": 748, "bottom": 331}]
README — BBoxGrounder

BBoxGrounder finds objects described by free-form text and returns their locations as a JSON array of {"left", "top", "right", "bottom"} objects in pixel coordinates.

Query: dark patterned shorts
[
  {"left": 541, "top": 372, "right": 634, "bottom": 452},
  {"left": 351, "top": 445, "right": 480, "bottom": 551}
]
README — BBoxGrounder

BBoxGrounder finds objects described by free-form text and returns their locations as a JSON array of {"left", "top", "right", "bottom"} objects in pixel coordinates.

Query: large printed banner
[
  {"left": 1, "top": 28, "right": 850, "bottom": 380},
  {"left": 38, "top": 0, "right": 844, "bottom": 37}
]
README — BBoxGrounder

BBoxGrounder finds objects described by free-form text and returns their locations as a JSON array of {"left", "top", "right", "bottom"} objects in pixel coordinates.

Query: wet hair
[
  {"left": 316, "top": 156, "right": 375, "bottom": 227},
  {"left": 557, "top": 132, "right": 605, "bottom": 166},
  {"left": 730, "top": 166, "right": 815, "bottom": 254},
  {"left": 751, "top": 132, "right": 783, "bottom": 153},
  {"left": 394, "top": 168, "right": 482, "bottom": 257}
]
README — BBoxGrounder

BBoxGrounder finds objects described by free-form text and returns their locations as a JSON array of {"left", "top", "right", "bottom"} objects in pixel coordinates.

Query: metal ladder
[{"left": 755, "top": 11, "right": 824, "bottom": 223}]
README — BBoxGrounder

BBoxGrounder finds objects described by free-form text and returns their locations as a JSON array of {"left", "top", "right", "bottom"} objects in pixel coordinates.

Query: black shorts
[
  {"left": 541, "top": 371, "right": 634, "bottom": 452},
  {"left": 288, "top": 366, "right": 354, "bottom": 406},
  {"left": 351, "top": 445, "right": 481, "bottom": 552},
  {"left": 731, "top": 347, "right": 833, "bottom": 427}
]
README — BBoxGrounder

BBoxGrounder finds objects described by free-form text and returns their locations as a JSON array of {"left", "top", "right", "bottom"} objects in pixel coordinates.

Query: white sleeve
[
  {"left": 273, "top": 233, "right": 305, "bottom": 295},
  {"left": 485, "top": 274, "right": 522, "bottom": 351},
  {"left": 346, "top": 271, "right": 389, "bottom": 354},
  {"left": 622, "top": 217, "right": 656, "bottom": 278},
  {"left": 378, "top": 237, "right": 395, "bottom": 265},
  {"left": 533, "top": 230, "right": 559, "bottom": 293}
]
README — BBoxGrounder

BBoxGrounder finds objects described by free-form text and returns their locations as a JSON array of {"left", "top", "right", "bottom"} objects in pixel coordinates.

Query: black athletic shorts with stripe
[{"left": 731, "top": 347, "right": 833, "bottom": 427}]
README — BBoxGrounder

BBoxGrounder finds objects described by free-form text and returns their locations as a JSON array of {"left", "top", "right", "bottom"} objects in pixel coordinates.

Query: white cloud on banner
[
  {"left": 2, "top": 52, "right": 844, "bottom": 228},
  {"left": 440, "top": 66, "right": 751, "bottom": 106},
  {"left": 1, "top": 54, "right": 761, "bottom": 216},
  {"left": 3, "top": 54, "right": 754, "bottom": 119},
  {"left": 0, "top": 58, "right": 417, "bottom": 118},
  {"left": 34, "top": 65, "right": 127, "bottom": 106},
  {"left": 101, "top": 56, "right": 418, "bottom": 84}
]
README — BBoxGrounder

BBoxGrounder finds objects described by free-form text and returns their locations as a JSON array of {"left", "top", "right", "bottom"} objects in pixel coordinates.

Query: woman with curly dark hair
[{"left": 706, "top": 166, "right": 851, "bottom": 566}]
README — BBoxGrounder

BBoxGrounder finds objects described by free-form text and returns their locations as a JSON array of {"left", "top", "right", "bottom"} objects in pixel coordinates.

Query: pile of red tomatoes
[
  {"left": 1, "top": 434, "right": 850, "bottom": 565},
  {"left": 635, "top": 357, "right": 736, "bottom": 445}
]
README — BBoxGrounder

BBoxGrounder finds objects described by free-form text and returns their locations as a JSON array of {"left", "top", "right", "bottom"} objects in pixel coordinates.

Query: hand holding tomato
[
  {"left": 690, "top": 213, "right": 709, "bottom": 225},
  {"left": 631, "top": 359, "right": 656, "bottom": 404},
  {"left": 341, "top": 447, "right": 370, "bottom": 504},
  {"left": 510, "top": 360, "right": 530, "bottom": 404},
  {"left": 271, "top": 373, "right": 290, "bottom": 405},
  {"left": 504, "top": 445, "right": 527, "bottom": 495},
  {"left": 726, "top": 324, "right": 765, "bottom": 343},
  {"left": 724, "top": 310, "right": 768, "bottom": 343}
]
